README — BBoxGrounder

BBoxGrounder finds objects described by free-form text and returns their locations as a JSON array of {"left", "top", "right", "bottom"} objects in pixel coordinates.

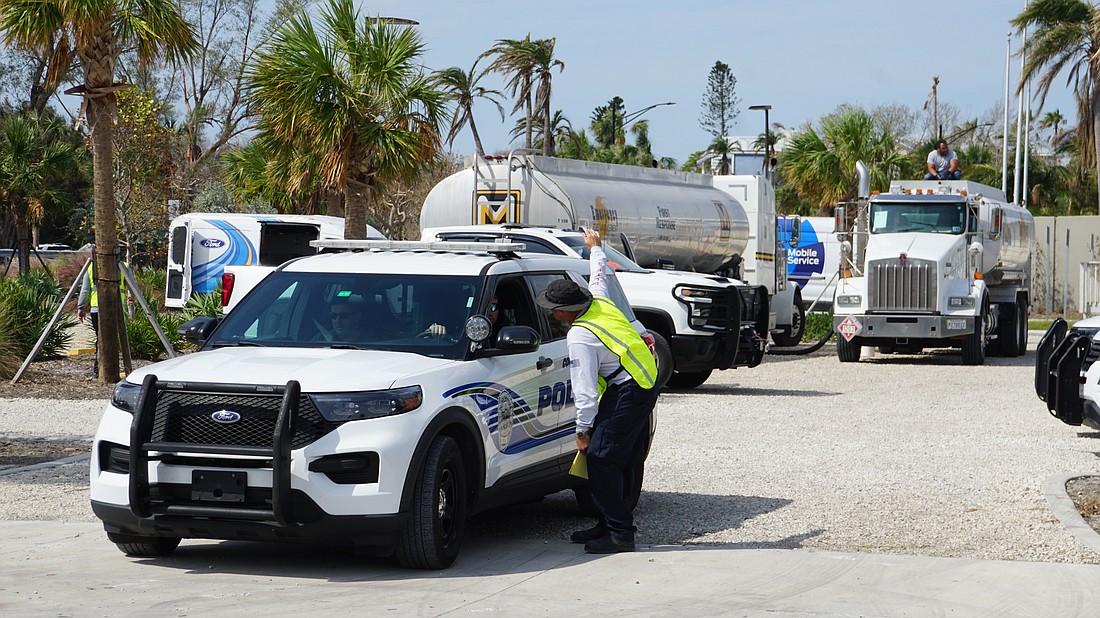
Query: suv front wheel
[{"left": 396, "top": 435, "right": 467, "bottom": 569}]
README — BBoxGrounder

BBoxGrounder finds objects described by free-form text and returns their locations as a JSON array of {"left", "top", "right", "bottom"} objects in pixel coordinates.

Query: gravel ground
[{"left": 2, "top": 333, "right": 1099, "bottom": 564}]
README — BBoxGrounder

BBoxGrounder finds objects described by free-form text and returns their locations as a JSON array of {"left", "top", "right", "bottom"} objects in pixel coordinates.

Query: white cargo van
[{"left": 165, "top": 214, "right": 376, "bottom": 308}]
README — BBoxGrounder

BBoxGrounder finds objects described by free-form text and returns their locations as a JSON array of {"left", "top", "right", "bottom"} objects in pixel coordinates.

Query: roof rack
[{"left": 310, "top": 239, "right": 527, "bottom": 255}]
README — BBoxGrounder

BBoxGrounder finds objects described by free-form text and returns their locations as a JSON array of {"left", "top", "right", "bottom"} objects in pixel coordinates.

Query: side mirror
[
  {"left": 787, "top": 216, "right": 802, "bottom": 248},
  {"left": 496, "top": 325, "right": 541, "bottom": 353},
  {"left": 655, "top": 258, "right": 675, "bottom": 270},
  {"left": 178, "top": 316, "right": 219, "bottom": 343}
]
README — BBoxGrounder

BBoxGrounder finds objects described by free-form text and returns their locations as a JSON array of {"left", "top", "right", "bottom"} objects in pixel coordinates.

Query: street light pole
[{"left": 749, "top": 104, "right": 772, "bottom": 182}]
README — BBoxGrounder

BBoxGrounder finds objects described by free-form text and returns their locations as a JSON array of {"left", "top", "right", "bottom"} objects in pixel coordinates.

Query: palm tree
[
  {"left": 435, "top": 61, "right": 504, "bottom": 156},
  {"left": 0, "top": 0, "right": 196, "bottom": 382},
  {"left": 1040, "top": 109, "right": 1067, "bottom": 146},
  {"left": 1013, "top": 0, "right": 1100, "bottom": 213},
  {"left": 779, "top": 106, "right": 906, "bottom": 213},
  {"left": 0, "top": 111, "right": 83, "bottom": 275},
  {"left": 530, "top": 37, "right": 563, "bottom": 156},
  {"left": 482, "top": 35, "right": 536, "bottom": 149},
  {"left": 709, "top": 136, "right": 734, "bottom": 175},
  {"left": 248, "top": 0, "right": 447, "bottom": 240}
]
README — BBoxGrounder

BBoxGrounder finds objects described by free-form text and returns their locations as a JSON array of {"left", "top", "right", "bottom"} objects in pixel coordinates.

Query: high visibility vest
[
  {"left": 573, "top": 296, "right": 657, "bottom": 390},
  {"left": 87, "top": 263, "right": 128, "bottom": 309}
]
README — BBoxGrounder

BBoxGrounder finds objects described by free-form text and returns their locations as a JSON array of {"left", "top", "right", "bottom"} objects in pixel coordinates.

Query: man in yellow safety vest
[{"left": 535, "top": 227, "right": 658, "bottom": 554}]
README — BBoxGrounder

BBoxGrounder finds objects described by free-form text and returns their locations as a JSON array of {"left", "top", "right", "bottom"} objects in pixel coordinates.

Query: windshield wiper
[
  {"left": 211, "top": 340, "right": 267, "bottom": 348},
  {"left": 329, "top": 343, "right": 364, "bottom": 350}
]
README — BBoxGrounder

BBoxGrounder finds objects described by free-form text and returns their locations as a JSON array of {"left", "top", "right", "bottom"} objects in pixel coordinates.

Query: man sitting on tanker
[{"left": 924, "top": 139, "right": 961, "bottom": 180}]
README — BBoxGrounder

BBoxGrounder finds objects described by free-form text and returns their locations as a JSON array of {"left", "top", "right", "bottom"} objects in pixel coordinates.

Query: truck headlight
[
  {"left": 674, "top": 286, "right": 720, "bottom": 328},
  {"left": 948, "top": 296, "right": 975, "bottom": 307},
  {"left": 837, "top": 295, "right": 862, "bottom": 306},
  {"left": 111, "top": 380, "right": 142, "bottom": 412},
  {"left": 310, "top": 386, "right": 423, "bottom": 422}
]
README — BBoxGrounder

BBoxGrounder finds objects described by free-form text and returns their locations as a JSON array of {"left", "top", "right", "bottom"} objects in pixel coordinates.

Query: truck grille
[
  {"left": 706, "top": 288, "right": 742, "bottom": 331},
  {"left": 868, "top": 257, "right": 937, "bottom": 312},
  {"left": 151, "top": 391, "right": 336, "bottom": 450}
]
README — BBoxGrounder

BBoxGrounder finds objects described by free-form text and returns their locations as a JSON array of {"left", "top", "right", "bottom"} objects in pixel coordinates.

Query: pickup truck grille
[
  {"left": 868, "top": 257, "right": 937, "bottom": 312},
  {"left": 151, "top": 391, "right": 335, "bottom": 450}
]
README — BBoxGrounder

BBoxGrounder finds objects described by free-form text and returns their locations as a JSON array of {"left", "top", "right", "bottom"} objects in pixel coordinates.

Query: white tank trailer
[
  {"left": 832, "top": 163, "right": 1033, "bottom": 365},
  {"left": 420, "top": 154, "right": 805, "bottom": 342}
]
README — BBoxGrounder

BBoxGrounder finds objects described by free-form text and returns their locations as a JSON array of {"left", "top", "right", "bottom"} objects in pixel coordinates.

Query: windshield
[
  {"left": 559, "top": 236, "right": 648, "bottom": 272},
  {"left": 870, "top": 202, "right": 968, "bottom": 235},
  {"left": 208, "top": 272, "right": 481, "bottom": 360}
]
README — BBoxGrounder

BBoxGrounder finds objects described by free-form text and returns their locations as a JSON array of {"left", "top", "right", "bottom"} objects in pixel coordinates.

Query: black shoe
[
  {"left": 584, "top": 535, "right": 635, "bottom": 554},
  {"left": 570, "top": 526, "right": 608, "bottom": 544}
]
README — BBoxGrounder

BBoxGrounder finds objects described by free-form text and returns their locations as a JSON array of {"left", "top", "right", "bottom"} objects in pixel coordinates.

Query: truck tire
[
  {"left": 666, "top": 369, "right": 713, "bottom": 389},
  {"left": 647, "top": 330, "right": 673, "bottom": 390},
  {"left": 771, "top": 300, "right": 806, "bottom": 347},
  {"left": 112, "top": 536, "right": 181, "bottom": 557},
  {"left": 961, "top": 299, "right": 988, "bottom": 365},
  {"left": 396, "top": 435, "right": 466, "bottom": 569},
  {"left": 997, "top": 301, "right": 1021, "bottom": 357},
  {"left": 837, "top": 335, "right": 861, "bottom": 362},
  {"left": 1016, "top": 299, "right": 1029, "bottom": 356}
]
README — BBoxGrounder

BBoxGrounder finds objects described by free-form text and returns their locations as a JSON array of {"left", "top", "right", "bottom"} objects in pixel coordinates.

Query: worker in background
[
  {"left": 924, "top": 139, "right": 961, "bottom": 180},
  {"left": 535, "top": 227, "right": 658, "bottom": 554},
  {"left": 77, "top": 259, "right": 128, "bottom": 377}
]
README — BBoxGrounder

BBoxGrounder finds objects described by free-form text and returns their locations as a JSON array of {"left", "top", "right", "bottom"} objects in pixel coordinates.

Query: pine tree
[{"left": 699, "top": 61, "right": 741, "bottom": 138}]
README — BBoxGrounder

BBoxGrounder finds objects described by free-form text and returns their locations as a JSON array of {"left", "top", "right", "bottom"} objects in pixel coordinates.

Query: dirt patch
[
  {"left": 0, "top": 356, "right": 150, "bottom": 401},
  {"left": 0, "top": 437, "right": 89, "bottom": 469},
  {"left": 1068, "top": 476, "right": 1100, "bottom": 535}
]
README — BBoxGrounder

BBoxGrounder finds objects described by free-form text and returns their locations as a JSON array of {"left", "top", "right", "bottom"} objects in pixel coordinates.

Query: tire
[
  {"left": 113, "top": 536, "right": 180, "bottom": 557},
  {"left": 395, "top": 435, "right": 466, "bottom": 569},
  {"left": 837, "top": 335, "right": 861, "bottom": 362},
  {"left": 666, "top": 368, "right": 712, "bottom": 390},
  {"left": 647, "top": 330, "right": 673, "bottom": 390},
  {"left": 961, "top": 299, "right": 988, "bottom": 366},
  {"left": 997, "top": 301, "right": 1020, "bottom": 357},
  {"left": 1016, "top": 299, "right": 1029, "bottom": 356},
  {"left": 771, "top": 301, "right": 806, "bottom": 347}
]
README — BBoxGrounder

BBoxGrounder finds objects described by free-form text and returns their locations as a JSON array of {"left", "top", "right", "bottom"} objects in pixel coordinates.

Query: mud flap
[
  {"left": 1044, "top": 331, "right": 1088, "bottom": 426},
  {"left": 1034, "top": 319, "right": 1067, "bottom": 402}
]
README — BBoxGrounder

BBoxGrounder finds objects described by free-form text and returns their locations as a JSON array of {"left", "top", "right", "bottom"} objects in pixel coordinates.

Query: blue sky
[{"left": 365, "top": 1, "right": 1069, "bottom": 163}]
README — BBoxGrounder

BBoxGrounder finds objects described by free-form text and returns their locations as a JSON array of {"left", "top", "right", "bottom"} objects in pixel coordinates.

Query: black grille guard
[{"left": 129, "top": 374, "right": 301, "bottom": 526}]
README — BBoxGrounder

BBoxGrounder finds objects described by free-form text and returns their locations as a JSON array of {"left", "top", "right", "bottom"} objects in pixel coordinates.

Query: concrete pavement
[{"left": 3, "top": 521, "right": 1100, "bottom": 616}]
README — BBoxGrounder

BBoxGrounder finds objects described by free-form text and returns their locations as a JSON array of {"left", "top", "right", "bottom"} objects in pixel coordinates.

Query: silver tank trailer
[{"left": 420, "top": 155, "right": 750, "bottom": 273}]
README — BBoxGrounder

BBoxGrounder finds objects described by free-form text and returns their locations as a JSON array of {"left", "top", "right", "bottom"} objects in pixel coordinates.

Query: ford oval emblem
[
  {"left": 211, "top": 410, "right": 241, "bottom": 424},
  {"left": 200, "top": 238, "right": 226, "bottom": 248}
]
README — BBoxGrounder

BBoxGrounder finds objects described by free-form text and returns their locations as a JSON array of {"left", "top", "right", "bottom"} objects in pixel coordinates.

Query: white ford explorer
[{"left": 90, "top": 240, "right": 653, "bottom": 569}]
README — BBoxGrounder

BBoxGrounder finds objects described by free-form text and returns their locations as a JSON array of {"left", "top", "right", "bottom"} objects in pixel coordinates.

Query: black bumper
[{"left": 92, "top": 498, "right": 408, "bottom": 549}]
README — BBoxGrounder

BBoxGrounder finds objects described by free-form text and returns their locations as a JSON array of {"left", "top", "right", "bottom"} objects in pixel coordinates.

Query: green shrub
[
  {"left": 803, "top": 311, "right": 834, "bottom": 342},
  {"left": 131, "top": 266, "right": 167, "bottom": 310},
  {"left": 0, "top": 271, "right": 76, "bottom": 359},
  {"left": 126, "top": 308, "right": 187, "bottom": 360},
  {"left": 183, "top": 289, "right": 224, "bottom": 320}
]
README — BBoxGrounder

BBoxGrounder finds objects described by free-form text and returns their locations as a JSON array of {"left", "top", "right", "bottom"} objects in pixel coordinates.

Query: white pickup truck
[{"left": 422, "top": 225, "right": 769, "bottom": 389}]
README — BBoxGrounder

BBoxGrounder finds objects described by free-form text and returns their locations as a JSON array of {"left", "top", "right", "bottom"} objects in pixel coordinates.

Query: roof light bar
[{"left": 310, "top": 239, "right": 527, "bottom": 254}]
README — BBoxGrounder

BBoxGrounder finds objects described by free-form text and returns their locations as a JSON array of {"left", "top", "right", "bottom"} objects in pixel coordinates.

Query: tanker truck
[
  {"left": 419, "top": 154, "right": 805, "bottom": 344},
  {"left": 831, "top": 165, "right": 1033, "bottom": 365}
]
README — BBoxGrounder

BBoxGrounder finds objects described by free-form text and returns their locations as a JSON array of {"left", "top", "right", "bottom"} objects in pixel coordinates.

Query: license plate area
[
  {"left": 946, "top": 319, "right": 967, "bottom": 331},
  {"left": 191, "top": 470, "right": 247, "bottom": 503}
]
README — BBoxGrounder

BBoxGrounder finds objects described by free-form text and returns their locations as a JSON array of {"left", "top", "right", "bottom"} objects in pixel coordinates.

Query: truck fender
[
  {"left": 398, "top": 407, "right": 486, "bottom": 515},
  {"left": 772, "top": 282, "right": 800, "bottom": 327}
]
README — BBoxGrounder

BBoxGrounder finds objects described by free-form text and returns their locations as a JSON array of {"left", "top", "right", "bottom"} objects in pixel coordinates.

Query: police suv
[{"left": 90, "top": 240, "right": 653, "bottom": 569}]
